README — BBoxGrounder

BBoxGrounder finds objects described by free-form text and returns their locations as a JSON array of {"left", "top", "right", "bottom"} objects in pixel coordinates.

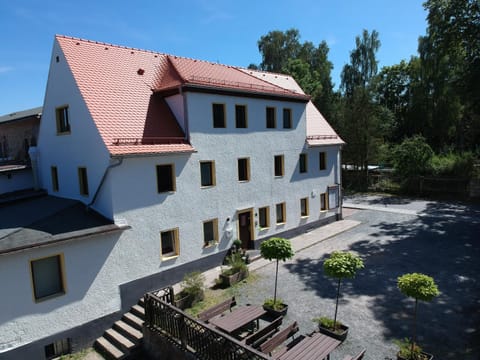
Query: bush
[
  {"left": 263, "top": 298, "right": 285, "bottom": 311},
  {"left": 430, "top": 152, "right": 474, "bottom": 177},
  {"left": 392, "top": 136, "right": 434, "bottom": 177},
  {"left": 222, "top": 252, "right": 247, "bottom": 276}
]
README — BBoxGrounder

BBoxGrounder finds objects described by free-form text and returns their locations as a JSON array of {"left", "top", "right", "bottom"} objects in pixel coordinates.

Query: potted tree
[
  {"left": 260, "top": 237, "right": 294, "bottom": 317},
  {"left": 174, "top": 271, "right": 205, "bottom": 310},
  {"left": 396, "top": 273, "right": 439, "bottom": 360},
  {"left": 317, "top": 251, "right": 364, "bottom": 342},
  {"left": 218, "top": 252, "right": 249, "bottom": 287}
]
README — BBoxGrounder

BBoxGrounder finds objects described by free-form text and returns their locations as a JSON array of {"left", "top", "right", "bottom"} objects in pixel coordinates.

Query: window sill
[
  {"left": 203, "top": 242, "right": 218, "bottom": 248},
  {"left": 56, "top": 131, "right": 71, "bottom": 136},
  {"left": 34, "top": 291, "right": 66, "bottom": 303},
  {"left": 201, "top": 185, "right": 215, "bottom": 189},
  {"left": 301, "top": 215, "right": 309, "bottom": 219},
  {"left": 161, "top": 254, "right": 179, "bottom": 261},
  {"left": 276, "top": 222, "right": 286, "bottom": 226}
]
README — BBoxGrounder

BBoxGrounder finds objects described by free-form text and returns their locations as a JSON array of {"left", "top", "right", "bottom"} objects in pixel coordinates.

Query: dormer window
[{"left": 56, "top": 106, "right": 70, "bottom": 134}]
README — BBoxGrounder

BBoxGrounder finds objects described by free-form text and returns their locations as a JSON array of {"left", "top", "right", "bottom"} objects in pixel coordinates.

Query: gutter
[{"left": 87, "top": 157, "right": 123, "bottom": 210}]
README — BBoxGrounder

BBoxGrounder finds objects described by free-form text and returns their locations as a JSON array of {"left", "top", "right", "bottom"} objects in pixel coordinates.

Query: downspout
[
  {"left": 87, "top": 157, "right": 123, "bottom": 210},
  {"left": 338, "top": 146, "right": 343, "bottom": 220}
]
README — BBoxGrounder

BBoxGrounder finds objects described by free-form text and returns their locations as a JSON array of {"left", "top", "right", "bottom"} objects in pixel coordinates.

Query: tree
[
  {"left": 398, "top": 273, "right": 440, "bottom": 359},
  {"left": 323, "top": 251, "right": 364, "bottom": 330},
  {"left": 260, "top": 237, "right": 294, "bottom": 306},
  {"left": 257, "top": 29, "right": 301, "bottom": 73},
  {"left": 392, "top": 135, "right": 434, "bottom": 177}
]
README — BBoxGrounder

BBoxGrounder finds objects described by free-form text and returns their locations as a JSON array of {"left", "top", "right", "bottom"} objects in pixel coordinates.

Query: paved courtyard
[{"left": 233, "top": 195, "right": 480, "bottom": 359}]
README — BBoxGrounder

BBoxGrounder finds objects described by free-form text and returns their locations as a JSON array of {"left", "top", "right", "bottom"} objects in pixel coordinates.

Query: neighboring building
[
  {"left": 0, "top": 107, "right": 41, "bottom": 195},
  {"left": 0, "top": 35, "right": 344, "bottom": 359}
]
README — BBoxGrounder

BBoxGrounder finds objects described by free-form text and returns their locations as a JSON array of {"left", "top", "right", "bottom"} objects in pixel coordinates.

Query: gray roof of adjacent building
[
  {"left": 0, "top": 106, "right": 42, "bottom": 124},
  {"left": 0, "top": 193, "right": 127, "bottom": 255}
]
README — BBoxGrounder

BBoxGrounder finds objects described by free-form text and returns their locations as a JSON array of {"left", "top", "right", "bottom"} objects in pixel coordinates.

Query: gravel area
[{"left": 234, "top": 196, "right": 480, "bottom": 359}]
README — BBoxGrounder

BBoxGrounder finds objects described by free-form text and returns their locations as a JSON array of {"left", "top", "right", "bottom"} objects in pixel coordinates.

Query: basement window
[{"left": 45, "top": 338, "right": 71, "bottom": 359}]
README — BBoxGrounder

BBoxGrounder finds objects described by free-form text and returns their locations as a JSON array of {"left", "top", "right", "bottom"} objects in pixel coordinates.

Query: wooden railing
[{"left": 144, "top": 291, "right": 270, "bottom": 360}]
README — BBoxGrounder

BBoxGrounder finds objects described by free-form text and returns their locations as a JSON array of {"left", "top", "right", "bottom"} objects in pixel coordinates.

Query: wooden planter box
[
  {"left": 397, "top": 351, "right": 433, "bottom": 360},
  {"left": 263, "top": 303, "right": 288, "bottom": 318},
  {"left": 318, "top": 323, "right": 349, "bottom": 342},
  {"left": 174, "top": 291, "right": 204, "bottom": 310},
  {"left": 219, "top": 269, "right": 248, "bottom": 287}
]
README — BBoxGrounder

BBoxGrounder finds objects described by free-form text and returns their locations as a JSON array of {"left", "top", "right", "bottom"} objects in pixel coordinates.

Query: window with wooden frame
[
  {"left": 200, "top": 161, "right": 216, "bottom": 187},
  {"left": 319, "top": 152, "right": 327, "bottom": 170},
  {"left": 259, "top": 206, "right": 270, "bottom": 228},
  {"left": 51, "top": 166, "right": 59, "bottom": 192},
  {"left": 283, "top": 108, "right": 292, "bottom": 128},
  {"left": 235, "top": 104, "right": 247, "bottom": 128},
  {"left": 212, "top": 103, "right": 226, "bottom": 128},
  {"left": 55, "top": 106, "right": 70, "bottom": 134},
  {"left": 276, "top": 202, "right": 286, "bottom": 224},
  {"left": 160, "top": 228, "right": 179, "bottom": 258},
  {"left": 320, "top": 193, "right": 328, "bottom": 211},
  {"left": 30, "top": 254, "right": 65, "bottom": 302},
  {"left": 78, "top": 167, "right": 89, "bottom": 196},
  {"left": 300, "top": 198, "right": 309, "bottom": 217},
  {"left": 299, "top": 153, "right": 308, "bottom": 173},
  {"left": 203, "top": 219, "right": 218, "bottom": 247},
  {"left": 156, "top": 164, "right": 175, "bottom": 193},
  {"left": 266, "top": 107, "right": 276, "bottom": 128},
  {"left": 274, "top": 155, "right": 284, "bottom": 177},
  {"left": 238, "top": 158, "right": 250, "bottom": 182}
]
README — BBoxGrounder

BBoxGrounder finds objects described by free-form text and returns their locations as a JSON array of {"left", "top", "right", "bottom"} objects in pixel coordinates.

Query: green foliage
[
  {"left": 223, "top": 252, "right": 248, "bottom": 275},
  {"left": 394, "top": 338, "right": 425, "bottom": 359},
  {"left": 313, "top": 316, "right": 343, "bottom": 330},
  {"left": 430, "top": 152, "right": 474, "bottom": 177},
  {"left": 263, "top": 298, "right": 285, "bottom": 311},
  {"left": 260, "top": 237, "right": 294, "bottom": 262},
  {"left": 323, "top": 251, "right": 364, "bottom": 279},
  {"left": 179, "top": 271, "right": 205, "bottom": 298},
  {"left": 397, "top": 273, "right": 440, "bottom": 302},
  {"left": 392, "top": 136, "right": 434, "bottom": 177}
]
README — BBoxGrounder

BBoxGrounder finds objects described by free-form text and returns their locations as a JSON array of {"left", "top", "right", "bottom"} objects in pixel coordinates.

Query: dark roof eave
[{"left": 0, "top": 224, "right": 130, "bottom": 256}]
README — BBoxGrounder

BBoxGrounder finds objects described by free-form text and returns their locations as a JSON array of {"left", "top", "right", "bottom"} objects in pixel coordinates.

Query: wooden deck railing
[{"left": 144, "top": 291, "right": 270, "bottom": 360}]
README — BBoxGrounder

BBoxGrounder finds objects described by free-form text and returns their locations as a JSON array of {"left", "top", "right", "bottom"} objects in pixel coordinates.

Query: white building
[{"left": 0, "top": 35, "right": 344, "bottom": 359}]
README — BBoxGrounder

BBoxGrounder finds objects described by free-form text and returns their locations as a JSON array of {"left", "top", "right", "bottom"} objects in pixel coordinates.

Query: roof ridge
[{"left": 55, "top": 34, "right": 166, "bottom": 56}]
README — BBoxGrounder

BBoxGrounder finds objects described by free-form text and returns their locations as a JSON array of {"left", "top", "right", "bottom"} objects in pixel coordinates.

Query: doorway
[{"left": 237, "top": 209, "right": 253, "bottom": 249}]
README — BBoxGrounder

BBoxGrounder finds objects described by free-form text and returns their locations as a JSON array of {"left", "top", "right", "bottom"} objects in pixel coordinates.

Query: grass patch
[{"left": 59, "top": 348, "right": 95, "bottom": 359}]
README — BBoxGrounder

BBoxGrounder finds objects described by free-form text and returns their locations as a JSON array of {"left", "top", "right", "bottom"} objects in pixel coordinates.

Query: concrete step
[
  {"left": 113, "top": 320, "right": 143, "bottom": 344},
  {"left": 138, "top": 297, "right": 145, "bottom": 307},
  {"left": 131, "top": 304, "right": 145, "bottom": 319},
  {"left": 122, "top": 311, "right": 144, "bottom": 331},
  {"left": 104, "top": 328, "right": 136, "bottom": 353},
  {"left": 95, "top": 336, "right": 125, "bottom": 360}
]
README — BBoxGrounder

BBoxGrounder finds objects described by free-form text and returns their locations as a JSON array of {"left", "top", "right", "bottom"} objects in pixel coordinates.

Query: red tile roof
[{"left": 55, "top": 35, "right": 311, "bottom": 156}]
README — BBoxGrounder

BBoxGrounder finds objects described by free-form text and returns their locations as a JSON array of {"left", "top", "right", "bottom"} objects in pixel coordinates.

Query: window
[
  {"left": 235, "top": 105, "right": 247, "bottom": 128},
  {"left": 156, "top": 164, "right": 175, "bottom": 193},
  {"left": 56, "top": 106, "right": 70, "bottom": 134},
  {"left": 300, "top": 198, "right": 309, "bottom": 217},
  {"left": 203, "top": 219, "right": 218, "bottom": 246},
  {"left": 266, "top": 107, "right": 276, "bottom": 128},
  {"left": 51, "top": 166, "right": 59, "bottom": 192},
  {"left": 320, "top": 193, "right": 327, "bottom": 211},
  {"left": 212, "top": 103, "right": 226, "bottom": 128},
  {"left": 274, "top": 155, "right": 284, "bottom": 177},
  {"left": 30, "top": 254, "right": 65, "bottom": 301},
  {"left": 45, "top": 338, "right": 71, "bottom": 359},
  {"left": 328, "top": 186, "right": 339, "bottom": 209},
  {"left": 200, "top": 161, "right": 216, "bottom": 187},
  {"left": 276, "top": 202, "right": 286, "bottom": 224},
  {"left": 299, "top": 153, "right": 308, "bottom": 173},
  {"left": 319, "top": 152, "right": 326, "bottom": 170},
  {"left": 238, "top": 158, "right": 250, "bottom": 182},
  {"left": 283, "top": 108, "right": 292, "bottom": 128},
  {"left": 160, "top": 228, "right": 179, "bottom": 258},
  {"left": 78, "top": 167, "right": 89, "bottom": 196},
  {"left": 259, "top": 206, "right": 270, "bottom": 228}
]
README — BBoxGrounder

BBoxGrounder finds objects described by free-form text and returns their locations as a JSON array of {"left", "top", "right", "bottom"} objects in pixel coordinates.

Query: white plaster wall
[
  {"left": 0, "top": 233, "right": 123, "bottom": 353},
  {"left": 0, "top": 169, "right": 33, "bottom": 195},
  {"left": 107, "top": 92, "right": 341, "bottom": 279},
  {"left": 37, "top": 39, "right": 112, "bottom": 217},
  {"left": 165, "top": 94, "right": 185, "bottom": 132}
]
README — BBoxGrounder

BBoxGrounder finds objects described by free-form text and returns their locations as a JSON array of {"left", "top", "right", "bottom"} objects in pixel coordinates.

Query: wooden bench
[
  {"left": 259, "top": 321, "right": 299, "bottom": 358},
  {"left": 343, "top": 349, "right": 366, "bottom": 360},
  {"left": 243, "top": 316, "right": 283, "bottom": 348},
  {"left": 197, "top": 296, "right": 236, "bottom": 322}
]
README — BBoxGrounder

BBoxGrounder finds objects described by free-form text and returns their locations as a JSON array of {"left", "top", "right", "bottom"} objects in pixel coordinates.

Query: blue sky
[{"left": 0, "top": 0, "right": 428, "bottom": 116}]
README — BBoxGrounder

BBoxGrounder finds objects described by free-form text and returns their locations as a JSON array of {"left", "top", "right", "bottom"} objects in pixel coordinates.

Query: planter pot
[
  {"left": 318, "top": 323, "right": 349, "bottom": 342},
  {"left": 219, "top": 269, "right": 248, "bottom": 287},
  {"left": 263, "top": 303, "right": 288, "bottom": 317},
  {"left": 397, "top": 351, "right": 433, "bottom": 360},
  {"left": 174, "top": 291, "right": 204, "bottom": 310}
]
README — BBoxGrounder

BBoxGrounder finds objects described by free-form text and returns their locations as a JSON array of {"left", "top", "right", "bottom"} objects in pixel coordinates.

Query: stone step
[
  {"left": 104, "top": 328, "right": 136, "bottom": 353},
  {"left": 113, "top": 320, "right": 143, "bottom": 343},
  {"left": 95, "top": 336, "right": 125, "bottom": 360},
  {"left": 131, "top": 304, "right": 145, "bottom": 319},
  {"left": 122, "top": 311, "right": 144, "bottom": 331},
  {"left": 138, "top": 297, "right": 145, "bottom": 307}
]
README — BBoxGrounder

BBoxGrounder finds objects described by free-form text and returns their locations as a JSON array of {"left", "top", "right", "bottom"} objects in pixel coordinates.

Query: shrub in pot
[
  {"left": 260, "top": 237, "right": 294, "bottom": 315},
  {"left": 219, "top": 252, "right": 249, "bottom": 287},
  {"left": 320, "top": 251, "right": 364, "bottom": 341},
  {"left": 396, "top": 273, "right": 439, "bottom": 360},
  {"left": 174, "top": 271, "right": 205, "bottom": 310}
]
